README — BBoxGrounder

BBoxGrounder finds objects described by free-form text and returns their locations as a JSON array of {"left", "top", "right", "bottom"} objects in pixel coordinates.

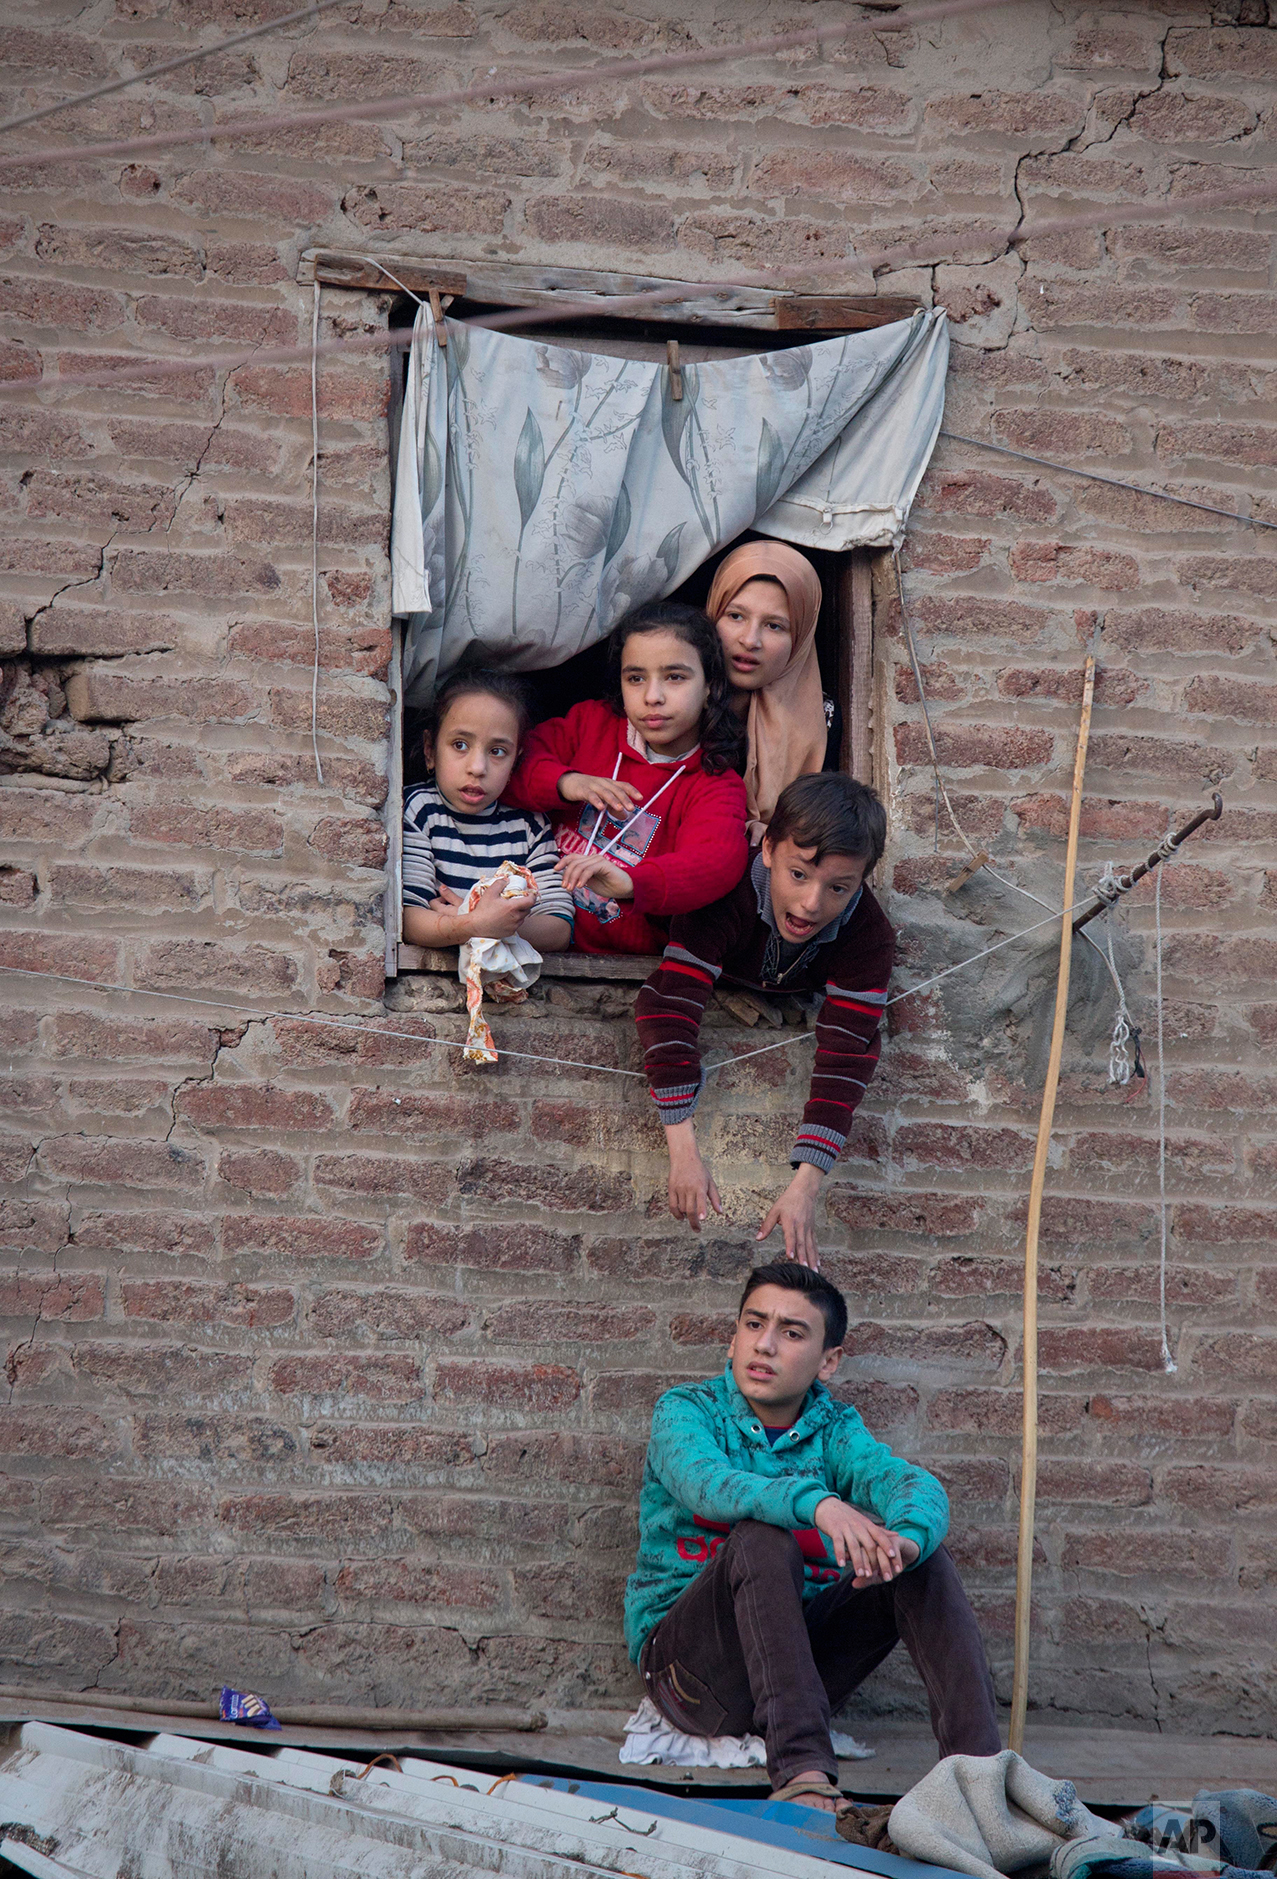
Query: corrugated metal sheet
[{"left": 0, "top": 1723, "right": 965, "bottom": 1879}]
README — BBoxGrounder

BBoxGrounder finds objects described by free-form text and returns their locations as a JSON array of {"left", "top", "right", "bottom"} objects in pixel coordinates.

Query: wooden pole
[
  {"left": 1007, "top": 641, "right": 1097, "bottom": 1755},
  {"left": 837, "top": 550, "right": 875, "bottom": 784}
]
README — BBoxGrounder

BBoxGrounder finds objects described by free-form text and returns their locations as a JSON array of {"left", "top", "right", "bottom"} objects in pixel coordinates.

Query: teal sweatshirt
[{"left": 624, "top": 1365, "right": 950, "bottom": 1662}]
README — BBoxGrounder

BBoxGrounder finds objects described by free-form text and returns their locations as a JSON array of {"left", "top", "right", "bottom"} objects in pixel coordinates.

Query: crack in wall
[
  {"left": 22, "top": 531, "right": 119, "bottom": 651},
  {"left": 168, "top": 375, "right": 232, "bottom": 530}
]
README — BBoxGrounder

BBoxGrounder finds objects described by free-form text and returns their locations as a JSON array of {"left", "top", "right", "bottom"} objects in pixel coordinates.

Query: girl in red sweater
[{"left": 504, "top": 602, "right": 749, "bottom": 954}]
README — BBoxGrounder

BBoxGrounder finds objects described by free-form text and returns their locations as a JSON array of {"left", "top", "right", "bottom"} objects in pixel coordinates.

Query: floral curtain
[{"left": 392, "top": 304, "right": 948, "bottom": 704}]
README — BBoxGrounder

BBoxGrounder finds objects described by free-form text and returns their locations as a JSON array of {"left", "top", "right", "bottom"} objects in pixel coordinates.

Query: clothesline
[
  {"left": 0, "top": 879, "right": 1154, "bottom": 1087},
  {"left": 7, "top": 321, "right": 1274, "bottom": 539},
  {"left": 0, "top": 0, "right": 1022, "bottom": 172},
  {"left": 0, "top": 0, "right": 350, "bottom": 138}
]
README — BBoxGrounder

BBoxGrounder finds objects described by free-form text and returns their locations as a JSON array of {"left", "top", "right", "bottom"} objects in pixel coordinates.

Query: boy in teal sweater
[{"left": 625, "top": 1261, "right": 1000, "bottom": 1809}]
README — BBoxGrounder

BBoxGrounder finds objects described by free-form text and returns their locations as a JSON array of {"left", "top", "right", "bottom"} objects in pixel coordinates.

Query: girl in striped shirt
[{"left": 401, "top": 670, "right": 574, "bottom": 951}]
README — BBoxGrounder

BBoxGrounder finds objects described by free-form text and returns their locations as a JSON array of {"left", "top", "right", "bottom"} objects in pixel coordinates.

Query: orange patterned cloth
[{"left": 458, "top": 860, "right": 543, "bottom": 1065}]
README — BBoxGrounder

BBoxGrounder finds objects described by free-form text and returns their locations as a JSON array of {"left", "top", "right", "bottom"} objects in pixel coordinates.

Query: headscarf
[{"left": 707, "top": 540, "right": 826, "bottom": 835}]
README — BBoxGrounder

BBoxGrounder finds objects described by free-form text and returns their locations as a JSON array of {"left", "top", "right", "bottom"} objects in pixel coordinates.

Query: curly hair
[{"left": 604, "top": 600, "right": 744, "bottom": 777}]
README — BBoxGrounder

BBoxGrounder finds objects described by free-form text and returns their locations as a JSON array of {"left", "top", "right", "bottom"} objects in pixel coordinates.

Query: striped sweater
[
  {"left": 635, "top": 850, "right": 894, "bottom": 1173},
  {"left": 402, "top": 783, "right": 575, "bottom": 927}
]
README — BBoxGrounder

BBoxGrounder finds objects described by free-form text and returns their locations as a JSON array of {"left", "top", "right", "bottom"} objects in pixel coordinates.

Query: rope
[
  {"left": 0, "top": 0, "right": 348, "bottom": 138},
  {"left": 1154, "top": 854, "right": 1177, "bottom": 1375},
  {"left": 0, "top": 0, "right": 1021, "bottom": 172},
  {"left": 894, "top": 553, "right": 1137, "bottom": 1017},
  {"left": 310, "top": 281, "right": 325, "bottom": 788},
  {"left": 1097, "top": 872, "right": 1139, "bottom": 1089},
  {"left": 0, "top": 967, "right": 645, "bottom": 1079},
  {"left": 0, "top": 883, "right": 1140, "bottom": 1087},
  {"left": 939, "top": 431, "right": 1277, "bottom": 535}
]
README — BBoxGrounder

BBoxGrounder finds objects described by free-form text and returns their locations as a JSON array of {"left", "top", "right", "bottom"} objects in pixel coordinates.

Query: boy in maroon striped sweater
[{"left": 636, "top": 774, "right": 893, "bottom": 1270}]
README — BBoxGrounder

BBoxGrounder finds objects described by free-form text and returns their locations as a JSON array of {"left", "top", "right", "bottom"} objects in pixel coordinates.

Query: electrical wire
[
  {"left": 0, "top": 0, "right": 348, "bottom": 138},
  {"left": 939, "top": 430, "right": 1277, "bottom": 535},
  {"left": 0, "top": 0, "right": 1020, "bottom": 173},
  {"left": 309, "top": 279, "right": 325, "bottom": 787}
]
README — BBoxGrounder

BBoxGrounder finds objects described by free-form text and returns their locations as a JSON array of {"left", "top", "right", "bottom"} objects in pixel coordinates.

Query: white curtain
[{"left": 392, "top": 304, "right": 948, "bottom": 704}]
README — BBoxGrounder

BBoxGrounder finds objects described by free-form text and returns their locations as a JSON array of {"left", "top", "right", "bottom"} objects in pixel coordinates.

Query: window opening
[{"left": 370, "top": 271, "right": 908, "bottom": 982}]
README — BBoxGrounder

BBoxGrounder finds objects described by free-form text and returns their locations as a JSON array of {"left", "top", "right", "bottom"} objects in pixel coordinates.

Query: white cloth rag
[
  {"left": 618, "top": 1699, "right": 873, "bottom": 1768},
  {"left": 888, "top": 1751, "right": 1121, "bottom": 1879},
  {"left": 456, "top": 861, "right": 542, "bottom": 1064},
  {"left": 619, "top": 1698, "right": 766, "bottom": 1768}
]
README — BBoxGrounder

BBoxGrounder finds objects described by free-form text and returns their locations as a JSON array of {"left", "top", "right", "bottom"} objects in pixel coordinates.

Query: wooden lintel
[
  {"left": 775, "top": 296, "right": 920, "bottom": 331},
  {"left": 301, "top": 250, "right": 921, "bottom": 334},
  {"left": 307, "top": 251, "right": 468, "bottom": 297},
  {"left": 399, "top": 944, "right": 659, "bottom": 981}
]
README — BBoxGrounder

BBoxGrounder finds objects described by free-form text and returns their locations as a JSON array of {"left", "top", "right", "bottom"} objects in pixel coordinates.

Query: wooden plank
[
  {"left": 850, "top": 550, "right": 875, "bottom": 786},
  {"left": 398, "top": 945, "right": 658, "bottom": 981},
  {"left": 304, "top": 251, "right": 467, "bottom": 296},
  {"left": 302, "top": 251, "right": 919, "bottom": 333},
  {"left": 776, "top": 296, "right": 920, "bottom": 331},
  {"left": 383, "top": 621, "right": 404, "bottom": 981},
  {"left": 837, "top": 558, "right": 854, "bottom": 777}
]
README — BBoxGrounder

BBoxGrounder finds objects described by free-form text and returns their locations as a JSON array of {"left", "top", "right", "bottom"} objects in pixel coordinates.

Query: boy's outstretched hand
[
  {"left": 814, "top": 1498, "right": 920, "bottom": 1586},
  {"left": 757, "top": 1163, "right": 824, "bottom": 1270},
  {"left": 664, "top": 1120, "right": 723, "bottom": 1231},
  {"left": 558, "top": 771, "right": 642, "bottom": 817},
  {"left": 556, "top": 851, "right": 635, "bottom": 901}
]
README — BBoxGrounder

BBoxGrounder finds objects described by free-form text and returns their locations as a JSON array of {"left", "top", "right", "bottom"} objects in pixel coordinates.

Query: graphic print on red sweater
[
  {"left": 676, "top": 1515, "right": 839, "bottom": 1586},
  {"left": 502, "top": 699, "right": 749, "bottom": 954},
  {"left": 559, "top": 804, "right": 663, "bottom": 924}
]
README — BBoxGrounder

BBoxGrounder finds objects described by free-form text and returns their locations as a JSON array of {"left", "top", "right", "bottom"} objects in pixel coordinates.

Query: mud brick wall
[{"left": 2, "top": 0, "right": 1276, "bottom": 1732}]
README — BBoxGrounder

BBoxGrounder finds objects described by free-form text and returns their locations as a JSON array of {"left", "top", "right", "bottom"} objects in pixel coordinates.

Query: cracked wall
[{"left": 2, "top": 0, "right": 1276, "bottom": 1736}]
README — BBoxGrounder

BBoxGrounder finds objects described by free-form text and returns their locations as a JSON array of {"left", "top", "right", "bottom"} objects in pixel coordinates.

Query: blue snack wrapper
[{"left": 220, "top": 1685, "right": 281, "bottom": 1729}]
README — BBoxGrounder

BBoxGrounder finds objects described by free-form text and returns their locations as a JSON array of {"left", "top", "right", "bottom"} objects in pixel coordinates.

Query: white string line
[
  {"left": 0, "top": 0, "right": 350, "bottom": 138},
  {"left": 893, "top": 551, "right": 1128, "bottom": 1007},
  {"left": 309, "top": 280, "right": 325, "bottom": 788},
  {"left": 1154, "top": 853, "right": 1177, "bottom": 1375},
  {"left": 0, "top": 0, "right": 1020, "bottom": 172},
  {"left": 939, "top": 431, "right": 1277, "bottom": 535},
  {"left": 590, "top": 766, "right": 687, "bottom": 865},
  {"left": 10, "top": 327, "right": 1272, "bottom": 546},
  {"left": 585, "top": 756, "right": 625, "bottom": 858},
  {"left": 0, "top": 966, "right": 646, "bottom": 1079},
  {"left": 700, "top": 888, "right": 1111, "bottom": 1075},
  {"left": 0, "top": 889, "right": 1116, "bottom": 1086}
]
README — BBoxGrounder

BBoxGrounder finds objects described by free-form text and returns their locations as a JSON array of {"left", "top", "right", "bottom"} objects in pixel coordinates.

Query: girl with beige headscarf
[{"left": 707, "top": 541, "right": 830, "bottom": 842}]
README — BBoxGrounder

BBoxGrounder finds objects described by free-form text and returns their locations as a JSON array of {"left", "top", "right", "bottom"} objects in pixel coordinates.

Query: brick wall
[{"left": 2, "top": 0, "right": 1275, "bottom": 1733}]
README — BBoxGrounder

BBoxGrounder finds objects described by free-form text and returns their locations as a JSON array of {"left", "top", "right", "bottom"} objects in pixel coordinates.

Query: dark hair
[
  {"left": 605, "top": 600, "right": 744, "bottom": 777},
  {"left": 767, "top": 772, "right": 887, "bottom": 872},
  {"left": 425, "top": 667, "right": 532, "bottom": 748},
  {"left": 739, "top": 1260, "right": 848, "bottom": 1351}
]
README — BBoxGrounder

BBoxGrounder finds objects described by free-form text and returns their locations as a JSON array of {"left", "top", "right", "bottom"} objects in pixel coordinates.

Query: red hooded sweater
[{"left": 504, "top": 700, "right": 748, "bottom": 955}]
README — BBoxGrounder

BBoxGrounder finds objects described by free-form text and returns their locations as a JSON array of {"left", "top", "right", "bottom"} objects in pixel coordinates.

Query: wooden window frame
[{"left": 299, "top": 251, "right": 906, "bottom": 981}]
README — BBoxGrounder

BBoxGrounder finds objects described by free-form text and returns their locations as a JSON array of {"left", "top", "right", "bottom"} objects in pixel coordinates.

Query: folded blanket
[
  {"left": 1193, "top": 1792, "right": 1277, "bottom": 1872},
  {"left": 889, "top": 1751, "right": 1120, "bottom": 1879},
  {"left": 1054, "top": 1833, "right": 1224, "bottom": 1879}
]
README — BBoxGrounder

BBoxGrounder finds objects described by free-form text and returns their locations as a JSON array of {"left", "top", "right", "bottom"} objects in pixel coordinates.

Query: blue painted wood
[{"left": 520, "top": 1775, "right": 969, "bottom": 1879}]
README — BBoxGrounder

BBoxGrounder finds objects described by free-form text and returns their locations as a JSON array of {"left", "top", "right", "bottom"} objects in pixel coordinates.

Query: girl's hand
[
  {"left": 557, "top": 771, "right": 642, "bottom": 817},
  {"left": 556, "top": 852, "right": 634, "bottom": 901},
  {"left": 467, "top": 878, "right": 537, "bottom": 939},
  {"left": 429, "top": 885, "right": 463, "bottom": 912}
]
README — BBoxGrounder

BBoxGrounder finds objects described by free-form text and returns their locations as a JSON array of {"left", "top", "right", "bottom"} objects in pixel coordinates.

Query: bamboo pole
[{"left": 1008, "top": 641, "right": 1098, "bottom": 1755}]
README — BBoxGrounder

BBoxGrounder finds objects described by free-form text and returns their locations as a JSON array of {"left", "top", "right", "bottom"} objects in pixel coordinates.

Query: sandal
[{"left": 770, "top": 1773, "right": 848, "bottom": 1816}]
